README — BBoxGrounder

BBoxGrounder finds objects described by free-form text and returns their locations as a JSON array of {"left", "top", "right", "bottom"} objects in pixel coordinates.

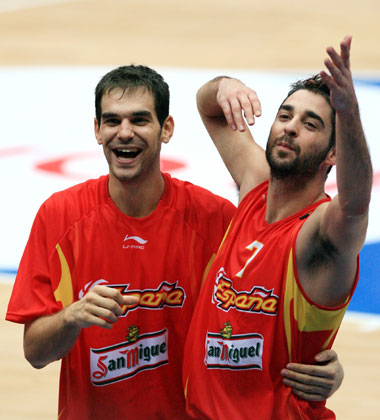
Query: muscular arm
[
  {"left": 197, "top": 77, "right": 269, "bottom": 201},
  {"left": 24, "top": 285, "right": 139, "bottom": 368},
  {"left": 297, "top": 35, "right": 373, "bottom": 306},
  {"left": 320, "top": 35, "right": 372, "bottom": 244}
]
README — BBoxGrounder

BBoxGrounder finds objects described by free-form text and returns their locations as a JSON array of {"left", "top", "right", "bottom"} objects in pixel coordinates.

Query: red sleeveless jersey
[
  {"left": 6, "top": 173, "right": 235, "bottom": 420},
  {"left": 183, "top": 181, "right": 358, "bottom": 420}
]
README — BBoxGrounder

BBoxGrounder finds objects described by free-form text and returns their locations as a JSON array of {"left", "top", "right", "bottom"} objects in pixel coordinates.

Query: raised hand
[
  {"left": 320, "top": 35, "right": 358, "bottom": 113},
  {"left": 215, "top": 77, "right": 262, "bottom": 131}
]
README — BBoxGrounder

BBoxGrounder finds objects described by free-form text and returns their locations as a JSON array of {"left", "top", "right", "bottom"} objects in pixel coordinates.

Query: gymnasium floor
[{"left": 0, "top": 1, "right": 379, "bottom": 419}]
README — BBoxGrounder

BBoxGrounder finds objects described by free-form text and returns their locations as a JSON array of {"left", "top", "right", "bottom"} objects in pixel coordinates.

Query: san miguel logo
[
  {"left": 109, "top": 281, "right": 186, "bottom": 315},
  {"left": 90, "top": 327, "right": 168, "bottom": 386},
  {"left": 213, "top": 270, "right": 278, "bottom": 315},
  {"left": 205, "top": 323, "right": 263, "bottom": 370}
]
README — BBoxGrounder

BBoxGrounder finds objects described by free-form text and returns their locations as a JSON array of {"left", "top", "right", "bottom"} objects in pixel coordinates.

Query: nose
[
  {"left": 284, "top": 118, "right": 299, "bottom": 137},
  {"left": 118, "top": 119, "right": 134, "bottom": 140}
]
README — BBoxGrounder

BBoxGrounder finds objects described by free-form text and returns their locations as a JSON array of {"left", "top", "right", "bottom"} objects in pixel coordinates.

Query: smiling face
[
  {"left": 94, "top": 87, "right": 173, "bottom": 184},
  {"left": 266, "top": 89, "right": 334, "bottom": 181}
]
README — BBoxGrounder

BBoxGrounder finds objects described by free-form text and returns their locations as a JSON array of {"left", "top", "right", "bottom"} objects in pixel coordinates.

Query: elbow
[
  {"left": 23, "top": 318, "right": 53, "bottom": 369},
  {"left": 29, "top": 361, "right": 47, "bottom": 370},
  {"left": 25, "top": 356, "right": 47, "bottom": 369},
  {"left": 24, "top": 336, "right": 53, "bottom": 369},
  {"left": 24, "top": 347, "right": 49, "bottom": 369}
]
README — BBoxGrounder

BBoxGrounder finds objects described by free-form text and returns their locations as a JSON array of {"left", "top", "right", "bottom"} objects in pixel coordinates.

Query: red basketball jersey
[
  {"left": 7, "top": 173, "right": 235, "bottom": 420},
  {"left": 183, "top": 181, "right": 358, "bottom": 420}
]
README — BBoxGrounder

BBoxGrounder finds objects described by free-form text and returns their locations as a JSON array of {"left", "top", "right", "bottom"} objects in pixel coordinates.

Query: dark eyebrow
[
  {"left": 101, "top": 112, "right": 119, "bottom": 120},
  {"left": 279, "top": 104, "right": 325, "bottom": 128},
  {"left": 279, "top": 104, "right": 293, "bottom": 113},
  {"left": 101, "top": 110, "right": 153, "bottom": 120},
  {"left": 131, "top": 110, "right": 153, "bottom": 119},
  {"left": 305, "top": 110, "right": 325, "bottom": 128}
]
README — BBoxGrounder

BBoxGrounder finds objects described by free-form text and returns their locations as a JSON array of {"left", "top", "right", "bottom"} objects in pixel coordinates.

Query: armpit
[{"left": 305, "top": 232, "right": 339, "bottom": 271}]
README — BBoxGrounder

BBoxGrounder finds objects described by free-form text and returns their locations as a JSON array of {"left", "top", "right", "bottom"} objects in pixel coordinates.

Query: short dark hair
[
  {"left": 284, "top": 74, "right": 335, "bottom": 149},
  {"left": 95, "top": 65, "right": 170, "bottom": 127}
]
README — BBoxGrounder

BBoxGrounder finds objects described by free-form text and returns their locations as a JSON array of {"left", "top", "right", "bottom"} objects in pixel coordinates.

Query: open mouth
[{"left": 113, "top": 148, "right": 142, "bottom": 160}]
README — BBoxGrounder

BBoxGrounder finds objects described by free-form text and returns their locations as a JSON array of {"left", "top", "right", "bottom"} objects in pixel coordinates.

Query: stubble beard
[{"left": 265, "top": 134, "right": 331, "bottom": 186}]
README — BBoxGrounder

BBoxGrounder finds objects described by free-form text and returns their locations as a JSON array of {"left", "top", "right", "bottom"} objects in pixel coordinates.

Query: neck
[
  {"left": 108, "top": 173, "right": 165, "bottom": 218},
  {"left": 266, "top": 175, "right": 327, "bottom": 224}
]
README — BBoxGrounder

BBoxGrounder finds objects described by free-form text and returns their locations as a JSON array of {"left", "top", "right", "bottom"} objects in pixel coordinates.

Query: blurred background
[{"left": 0, "top": 1, "right": 379, "bottom": 418}]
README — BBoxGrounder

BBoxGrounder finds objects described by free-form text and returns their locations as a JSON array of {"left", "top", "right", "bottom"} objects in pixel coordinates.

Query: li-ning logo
[
  {"left": 213, "top": 269, "right": 278, "bottom": 315},
  {"left": 90, "top": 328, "right": 168, "bottom": 386},
  {"left": 123, "top": 234, "right": 148, "bottom": 249},
  {"left": 205, "top": 323, "right": 263, "bottom": 370},
  {"left": 110, "top": 281, "right": 186, "bottom": 316}
]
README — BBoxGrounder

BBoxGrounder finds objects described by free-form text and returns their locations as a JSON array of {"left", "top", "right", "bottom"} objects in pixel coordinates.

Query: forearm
[
  {"left": 23, "top": 285, "right": 138, "bottom": 369},
  {"left": 196, "top": 76, "right": 230, "bottom": 119},
  {"left": 335, "top": 106, "right": 372, "bottom": 216},
  {"left": 196, "top": 76, "right": 268, "bottom": 195},
  {"left": 24, "top": 307, "right": 81, "bottom": 369},
  {"left": 320, "top": 35, "right": 372, "bottom": 216}
]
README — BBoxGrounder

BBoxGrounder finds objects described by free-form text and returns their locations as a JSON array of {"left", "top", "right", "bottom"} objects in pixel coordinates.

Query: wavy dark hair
[{"left": 95, "top": 65, "right": 170, "bottom": 127}]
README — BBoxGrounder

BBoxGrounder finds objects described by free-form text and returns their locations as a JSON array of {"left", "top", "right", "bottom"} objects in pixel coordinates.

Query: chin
[{"left": 110, "top": 169, "right": 138, "bottom": 183}]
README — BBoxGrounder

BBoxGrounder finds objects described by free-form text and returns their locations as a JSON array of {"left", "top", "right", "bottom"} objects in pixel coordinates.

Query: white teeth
[
  {"left": 117, "top": 149, "right": 139, "bottom": 153},
  {"left": 114, "top": 148, "right": 140, "bottom": 161}
]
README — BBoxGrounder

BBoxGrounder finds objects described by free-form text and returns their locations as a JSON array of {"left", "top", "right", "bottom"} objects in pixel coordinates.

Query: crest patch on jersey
[{"left": 204, "top": 324, "right": 263, "bottom": 370}]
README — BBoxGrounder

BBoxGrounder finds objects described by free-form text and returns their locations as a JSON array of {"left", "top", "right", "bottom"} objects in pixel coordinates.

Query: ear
[
  {"left": 94, "top": 117, "right": 102, "bottom": 145},
  {"left": 324, "top": 146, "right": 336, "bottom": 167},
  {"left": 160, "top": 115, "right": 175, "bottom": 144}
]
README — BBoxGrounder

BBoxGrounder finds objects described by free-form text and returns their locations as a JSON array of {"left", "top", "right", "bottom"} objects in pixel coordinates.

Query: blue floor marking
[{"left": 348, "top": 241, "right": 380, "bottom": 315}]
